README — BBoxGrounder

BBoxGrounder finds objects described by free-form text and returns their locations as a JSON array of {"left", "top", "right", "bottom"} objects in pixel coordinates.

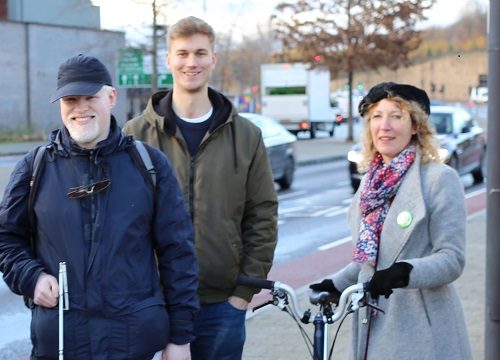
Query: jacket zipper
[
  {"left": 188, "top": 157, "right": 195, "bottom": 220},
  {"left": 86, "top": 150, "right": 100, "bottom": 272},
  {"left": 178, "top": 122, "right": 229, "bottom": 221}
]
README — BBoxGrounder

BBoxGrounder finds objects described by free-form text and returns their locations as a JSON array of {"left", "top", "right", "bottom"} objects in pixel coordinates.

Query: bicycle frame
[
  {"left": 238, "top": 276, "right": 368, "bottom": 360},
  {"left": 312, "top": 309, "right": 329, "bottom": 360}
]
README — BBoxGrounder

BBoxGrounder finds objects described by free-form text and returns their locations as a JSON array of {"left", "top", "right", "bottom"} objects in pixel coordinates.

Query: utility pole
[
  {"left": 151, "top": 0, "right": 159, "bottom": 94},
  {"left": 486, "top": 0, "right": 500, "bottom": 359}
]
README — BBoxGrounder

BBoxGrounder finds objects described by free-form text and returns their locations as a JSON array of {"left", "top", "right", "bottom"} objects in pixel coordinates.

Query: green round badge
[{"left": 397, "top": 210, "right": 413, "bottom": 228}]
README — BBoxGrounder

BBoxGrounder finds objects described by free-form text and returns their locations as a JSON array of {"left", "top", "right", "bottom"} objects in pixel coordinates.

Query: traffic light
[
  {"left": 357, "top": 82, "right": 364, "bottom": 90},
  {"left": 314, "top": 55, "right": 321, "bottom": 62}
]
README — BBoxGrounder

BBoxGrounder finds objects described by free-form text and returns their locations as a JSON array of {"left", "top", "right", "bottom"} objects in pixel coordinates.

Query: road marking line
[
  {"left": 318, "top": 236, "right": 352, "bottom": 251},
  {"left": 278, "top": 190, "right": 308, "bottom": 200},
  {"left": 310, "top": 206, "right": 343, "bottom": 217},
  {"left": 278, "top": 206, "right": 306, "bottom": 214},
  {"left": 325, "top": 207, "right": 349, "bottom": 217}
]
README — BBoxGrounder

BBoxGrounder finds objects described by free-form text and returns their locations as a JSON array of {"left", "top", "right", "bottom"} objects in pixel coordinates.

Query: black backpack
[{"left": 24, "top": 140, "right": 156, "bottom": 307}]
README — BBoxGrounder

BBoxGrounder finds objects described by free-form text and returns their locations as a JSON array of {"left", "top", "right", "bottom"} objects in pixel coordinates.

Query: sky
[{"left": 95, "top": 0, "right": 488, "bottom": 44}]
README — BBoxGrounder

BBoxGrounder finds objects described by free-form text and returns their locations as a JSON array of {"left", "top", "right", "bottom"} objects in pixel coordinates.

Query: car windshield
[{"left": 430, "top": 113, "right": 453, "bottom": 135}]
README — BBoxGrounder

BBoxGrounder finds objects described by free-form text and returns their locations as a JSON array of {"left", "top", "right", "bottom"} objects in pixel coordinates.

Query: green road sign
[{"left": 117, "top": 48, "right": 173, "bottom": 88}]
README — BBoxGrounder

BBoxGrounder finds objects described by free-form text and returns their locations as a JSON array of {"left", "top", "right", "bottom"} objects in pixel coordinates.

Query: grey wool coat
[{"left": 332, "top": 153, "right": 473, "bottom": 360}]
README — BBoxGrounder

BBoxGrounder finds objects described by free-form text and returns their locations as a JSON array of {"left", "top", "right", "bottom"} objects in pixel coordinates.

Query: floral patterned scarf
[{"left": 352, "top": 145, "right": 416, "bottom": 266}]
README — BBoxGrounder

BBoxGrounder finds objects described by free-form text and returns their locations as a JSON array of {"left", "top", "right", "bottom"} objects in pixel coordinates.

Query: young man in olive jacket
[
  {"left": 124, "top": 16, "right": 278, "bottom": 360},
  {"left": 0, "top": 54, "right": 199, "bottom": 359}
]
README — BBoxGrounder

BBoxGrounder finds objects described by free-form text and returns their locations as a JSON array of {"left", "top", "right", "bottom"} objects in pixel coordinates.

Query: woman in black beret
[{"left": 311, "top": 82, "right": 473, "bottom": 359}]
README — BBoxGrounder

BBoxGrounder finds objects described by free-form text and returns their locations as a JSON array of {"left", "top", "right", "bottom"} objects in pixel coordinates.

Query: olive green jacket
[{"left": 124, "top": 89, "right": 278, "bottom": 303}]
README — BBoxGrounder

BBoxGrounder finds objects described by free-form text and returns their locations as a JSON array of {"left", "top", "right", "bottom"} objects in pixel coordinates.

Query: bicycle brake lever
[
  {"left": 365, "top": 301, "right": 385, "bottom": 314},
  {"left": 252, "top": 300, "right": 274, "bottom": 312},
  {"left": 350, "top": 292, "right": 365, "bottom": 311},
  {"left": 301, "top": 309, "right": 311, "bottom": 324}
]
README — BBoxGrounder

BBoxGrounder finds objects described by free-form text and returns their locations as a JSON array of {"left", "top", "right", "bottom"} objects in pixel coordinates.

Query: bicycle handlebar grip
[{"left": 237, "top": 275, "right": 275, "bottom": 290}]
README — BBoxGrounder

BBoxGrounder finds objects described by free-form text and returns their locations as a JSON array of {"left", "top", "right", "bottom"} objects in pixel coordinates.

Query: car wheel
[
  {"left": 471, "top": 149, "right": 485, "bottom": 184},
  {"left": 278, "top": 156, "right": 295, "bottom": 190},
  {"left": 310, "top": 124, "right": 316, "bottom": 139}
]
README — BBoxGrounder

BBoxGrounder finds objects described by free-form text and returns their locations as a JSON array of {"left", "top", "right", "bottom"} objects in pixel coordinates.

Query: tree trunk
[{"left": 347, "top": 70, "right": 354, "bottom": 142}]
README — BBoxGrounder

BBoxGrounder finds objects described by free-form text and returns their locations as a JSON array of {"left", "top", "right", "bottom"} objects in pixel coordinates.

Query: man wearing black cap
[
  {"left": 50, "top": 54, "right": 117, "bottom": 149},
  {"left": 0, "top": 54, "right": 199, "bottom": 359}
]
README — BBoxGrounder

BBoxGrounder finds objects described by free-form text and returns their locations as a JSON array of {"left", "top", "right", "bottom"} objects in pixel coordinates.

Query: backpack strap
[
  {"left": 128, "top": 140, "right": 157, "bottom": 189},
  {"left": 25, "top": 144, "right": 48, "bottom": 308},
  {"left": 28, "top": 145, "right": 48, "bottom": 251}
]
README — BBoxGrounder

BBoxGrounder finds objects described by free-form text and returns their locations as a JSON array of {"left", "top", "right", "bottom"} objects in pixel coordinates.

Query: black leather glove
[
  {"left": 309, "top": 279, "right": 342, "bottom": 302},
  {"left": 366, "top": 262, "right": 413, "bottom": 299}
]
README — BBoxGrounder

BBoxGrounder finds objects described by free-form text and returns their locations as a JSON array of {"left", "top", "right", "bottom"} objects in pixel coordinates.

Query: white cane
[{"left": 59, "top": 262, "right": 69, "bottom": 360}]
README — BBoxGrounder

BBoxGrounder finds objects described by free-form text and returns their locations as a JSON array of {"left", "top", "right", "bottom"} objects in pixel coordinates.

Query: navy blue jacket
[{"left": 0, "top": 118, "right": 199, "bottom": 359}]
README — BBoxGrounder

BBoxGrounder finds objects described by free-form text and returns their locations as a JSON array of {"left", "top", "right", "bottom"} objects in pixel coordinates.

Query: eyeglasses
[{"left": 67, "top": 179, "right": 111, "bottom": 199}]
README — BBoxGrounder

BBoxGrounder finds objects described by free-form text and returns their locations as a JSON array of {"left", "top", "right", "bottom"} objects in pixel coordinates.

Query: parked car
[
  {"left": 347, "top": 105, "right": 486, "bottom": 192},
  {"left": 240, "top": 112, "right": 297, "bottom": 190}
]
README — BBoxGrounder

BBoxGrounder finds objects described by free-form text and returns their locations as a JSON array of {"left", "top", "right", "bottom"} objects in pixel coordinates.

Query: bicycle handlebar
[
  {"left": 237, "top": 275, "right": 275, "bottom": 290},
  {"left": 237, "top": 275, "right": 368, "bottom": 323},
  {"left": 329, "top": 282, "right": 366, "bottom": 321},
  {"left": 238, "top": 275, "right": 306, "bottom": 320}
]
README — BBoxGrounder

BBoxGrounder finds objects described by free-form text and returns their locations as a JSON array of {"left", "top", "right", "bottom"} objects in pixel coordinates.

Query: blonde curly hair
[{"left": 357, "top": 96, "right": 441, "bottom": 173}]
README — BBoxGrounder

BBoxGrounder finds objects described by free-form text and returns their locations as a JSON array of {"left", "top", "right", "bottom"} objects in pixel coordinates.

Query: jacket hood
[
  {"left": 144, "top": 87, "right": 239, "bottom": 168},
  {"left": 145, "top": 88, "right": 235, "bottom": 136}
]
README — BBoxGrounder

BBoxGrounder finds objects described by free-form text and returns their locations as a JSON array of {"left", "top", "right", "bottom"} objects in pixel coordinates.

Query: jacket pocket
[
  {"left": 127, "top": 305, "right": 170, "bottom": 358},
  {"left": 31, "top": 306, "right": 60, "bottom": 358},
  {"left": 199, "top": 223, "right": 242, "bottom": 290},
  {"left": 225, "top": 222, "right": 243, "bottom": 263}
]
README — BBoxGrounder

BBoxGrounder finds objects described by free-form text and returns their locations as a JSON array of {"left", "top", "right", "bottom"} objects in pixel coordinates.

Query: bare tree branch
[{"left": 271, "top": 0, "right": 436, "bottom": 141}]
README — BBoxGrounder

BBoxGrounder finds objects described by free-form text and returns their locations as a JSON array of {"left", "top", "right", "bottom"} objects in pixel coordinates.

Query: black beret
[{"left": 358, "top": 82, "right": 431, "bottom": 116}]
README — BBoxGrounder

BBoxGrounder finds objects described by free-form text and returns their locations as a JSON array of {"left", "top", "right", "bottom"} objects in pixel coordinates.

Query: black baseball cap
[
  {"left": 51, "top": 54, "right": 113, "bottom": 103},
  {"left": 358, "top": 82, "right": 431, "bottom": 116}
]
